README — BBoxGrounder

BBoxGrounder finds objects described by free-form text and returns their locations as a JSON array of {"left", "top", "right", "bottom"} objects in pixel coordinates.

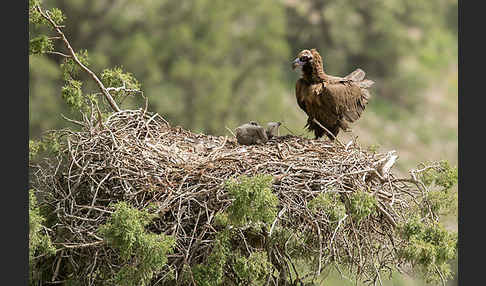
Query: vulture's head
[{"left": 292, "top": 49, "right": 314, "bottom": 71}]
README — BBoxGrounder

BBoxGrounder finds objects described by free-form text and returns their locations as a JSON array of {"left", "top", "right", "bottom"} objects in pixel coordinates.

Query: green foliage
[
  {"left": 29, "top": 0, "right": 65, "bottom": 27},
  {"left": 29, "top": 140, "right": 42, "bottom": 161},
  {"left": 101, "top": 67, "right": 141, "bottom": 98},
  {"left": 47, "top": 8, "right": 66, "bottom": 26},
  {"left": 420, "top": 161, "right": 458, "bottom": 216},
  {"left": 421, "top": 161, "right": 458, "bottom": 191},
  {"left": 192, "top": 230, "right": 272, "bottom": 286},
  {"left": 29, "top": 0, "right": 43, "bottom": 25},
  {"left": 348, "top": 189, "right": 377, "bottom": 224},
  {"left": 61, "top": 79, "right": 84, "bottom": 111},
  {"left": 426, "top": 189, "right": 457, "bottom": 217},
  {"left": 29, "top": 190, "right": 56, "bottom": 280},
  {"left": 101, "top": 67, "right": 139, "bottom": 88},
  {"left": 29, "top": 35, "right": 53, "bottom": 55},
  {"left": 233, "top": 251, "right": 272, "bottom": 284},
  {"left": 225, "top": 174, "right": 278, "bottom": 226},
  {"left": 192, "top": 231, "right": 231, "bottom": 286},
  {"left": 271, "top": 227, "right": 318, "bottom": 261},
  {"left": 58, "top": 50, "right": 94, "bottom": 112},
  {"left": 29, "top": 133, "right": 63, "bottom": 165},
  {"left": 60, "top": 51, "right": 89, "bottom": 80},
  {"left": 29, "top": 0, "right": 41, "bottom": 11},
  {"left": 213, "top": 212, "right": 229, "bottom": 228},
  {"left": 398, "top": 216, "right": 457, "bottom": 284},
  {"left": 98, "top": 202, "right": 176, "bottom": 286},
  {"left": 309, "top": 192, "right": 346, "bottom": 224},
  {"left": 41, "top": 132, "right": 62, "bottom": 154}
]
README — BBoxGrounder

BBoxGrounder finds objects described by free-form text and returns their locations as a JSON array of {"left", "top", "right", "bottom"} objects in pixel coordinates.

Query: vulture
[{"left": 292, "top": 49, "right": 374, "bottom": 140}]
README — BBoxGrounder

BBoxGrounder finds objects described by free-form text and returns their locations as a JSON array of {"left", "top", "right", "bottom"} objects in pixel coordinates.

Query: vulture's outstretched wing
[
  {"left": 322, "top": 80, "right": 371, "bottom": 123},
  {"left": 321, "top": 68, "right": 374, "bottom": 123},
  {"left": 344, "top": 68, "right": 366, "bottom": 81},
  {"left": 344, "top": 68, "right": 375, "bottom": 88}
]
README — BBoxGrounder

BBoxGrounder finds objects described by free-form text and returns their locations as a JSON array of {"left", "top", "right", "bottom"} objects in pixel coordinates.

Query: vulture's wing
[
  {"left": 322, "top": 81, "right": 370, "bottom": 123},
  {"left": 295, "top": 78, "right": 308, "bottom": 113},
  {"left": 323, "top": 69, "right": 365, "bottom": 84},
  {"left": 322, "top": 74, "right": 346, "bottom": 84},
  {"left": 344, "top": 68, "right": 366, "bottom": 81},
  {"left": 345, "top": 68, "right": 375, "bottom": 88}
]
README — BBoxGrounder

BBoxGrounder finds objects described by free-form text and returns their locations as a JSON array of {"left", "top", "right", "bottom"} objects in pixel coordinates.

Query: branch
[
  {"left": 312, "top": 118, "right": 345, "bottom": 146},
  {"left": 269, "top": 207, "right": 286, "bottom": 237},
  {"left": 45, "top": 51, "right": 72, "bottom": 58},
  {"left": 105, "top": 81, "right": 143, "bottom": 97},
  {"left": 36, "top": 5, "right": 121, "bottom": 112}
]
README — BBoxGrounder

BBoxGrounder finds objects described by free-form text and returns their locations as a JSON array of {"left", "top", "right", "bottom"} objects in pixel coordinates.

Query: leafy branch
[{"left": 31, "top": 2, "right": 142, "bottom": 113}]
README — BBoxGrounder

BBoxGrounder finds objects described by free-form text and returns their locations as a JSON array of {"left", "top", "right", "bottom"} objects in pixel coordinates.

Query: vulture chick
[
  {"left": 266, "top": 122, "right": 282, "bottom": 139},
  {"left": 292, "top": 49, "right": 374, "bottom": 140},
  {"left": 235, "top": 121, "right": 268, "bottom": 145}
]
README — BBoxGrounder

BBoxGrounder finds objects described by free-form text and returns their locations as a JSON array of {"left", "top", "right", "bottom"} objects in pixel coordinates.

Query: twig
[
  {"left": 269, "top": 207, "right": 287, "bottom": 237},
  {"left": 225, "top": 126, "right": 236, "bottom": 138},
  {"left": 312, "top": 118, "right": 345, "bottom": 146}
]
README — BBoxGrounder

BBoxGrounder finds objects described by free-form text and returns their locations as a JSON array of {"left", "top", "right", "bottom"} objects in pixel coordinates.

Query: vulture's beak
[{"left": 292, "top": 58, "right": 304, "bottom": 70}]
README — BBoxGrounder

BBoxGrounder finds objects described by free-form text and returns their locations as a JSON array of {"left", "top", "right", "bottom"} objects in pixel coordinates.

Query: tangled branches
[{"left": 30, "top": 109, "right": 456, "bottom": 285}]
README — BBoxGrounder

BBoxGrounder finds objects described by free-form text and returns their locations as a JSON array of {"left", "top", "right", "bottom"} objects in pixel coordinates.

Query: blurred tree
[
  {"left": 30, "top": 0, "right": 290, "bottom": 137},
  {"left": 30, "top": 0, "right": 457, "bottom": 137},
  {"left": 284, "top": 0, "right": 457, "bottom": 108}
]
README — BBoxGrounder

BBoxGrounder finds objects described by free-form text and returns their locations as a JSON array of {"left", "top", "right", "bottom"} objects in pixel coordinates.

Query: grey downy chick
[
  {"left": 235, "top": 121, "right": 268, "bottom": 145},
  {"left": 265, "top": 122, "right": 281, "bottom": 139}
]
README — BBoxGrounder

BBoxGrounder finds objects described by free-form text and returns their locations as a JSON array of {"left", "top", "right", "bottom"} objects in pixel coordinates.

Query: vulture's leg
[
  {"left": 311, "top": 119, "right": 339, "bottom": 141},
  {"left": 314, "top": 126, "right": 325, "bottom": 139}
]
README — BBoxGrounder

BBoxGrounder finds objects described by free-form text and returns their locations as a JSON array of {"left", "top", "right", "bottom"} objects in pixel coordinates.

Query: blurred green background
[{"left": 29, "top": 0, "right": 457, "bottom": 284}]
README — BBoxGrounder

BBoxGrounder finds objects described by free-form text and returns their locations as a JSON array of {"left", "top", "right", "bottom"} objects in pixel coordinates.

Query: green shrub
[
  {"left": 233, "top": 251, "right": 272, "bottom": 284},
  {"left": 29, "top": 189, "right": 56, "bottom": 282},
  {"left": 421, "top": 161, "right": 458, "bottom": 215},
  {"left": 309, "top": 192, "right": 346, "bottom": 224},
  {"left": 348, "top": 189, "right": 377, "bottom": 224},
  {"left": 192, "top": 231, "right": 231, "bottom": 286},
  {"left": 226, "top": 174, "right": 278, "bottom": 226},
  {"left": 98, "top": 202, "right": 175, "bottom": 286},
  {"left": 421, "top": 161, "right": 458, "bottom": 190},
  {"left": 398, "top": 216, "right": 457, "bottom": 284}
]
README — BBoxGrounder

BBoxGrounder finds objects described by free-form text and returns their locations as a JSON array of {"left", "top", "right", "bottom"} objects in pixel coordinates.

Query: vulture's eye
[{"left": 300, "top": 55, "right": 312, "bottom": 62}]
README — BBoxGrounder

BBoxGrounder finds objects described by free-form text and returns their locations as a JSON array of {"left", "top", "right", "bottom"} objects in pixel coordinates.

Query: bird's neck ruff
[{"left": 302, "top": 57, "right": 326, "bottom": 85}]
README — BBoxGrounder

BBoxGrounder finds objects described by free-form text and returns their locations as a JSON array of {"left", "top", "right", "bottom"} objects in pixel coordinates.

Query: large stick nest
[{"left": 31, "top": 108, "right": 436, "bottom": 285}]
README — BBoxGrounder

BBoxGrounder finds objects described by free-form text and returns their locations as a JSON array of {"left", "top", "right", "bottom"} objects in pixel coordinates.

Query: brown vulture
[{"left": 292, "top": 49, "right": 374, "bottom": 140}]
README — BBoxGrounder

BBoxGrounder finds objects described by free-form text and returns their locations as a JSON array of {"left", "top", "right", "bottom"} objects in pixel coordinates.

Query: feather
[
  {"left": 345, "top": 68, "right": 366, "bottom": 81},
  {"left": 357, "top": 79, "right": 375, "bottom": 88}
]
